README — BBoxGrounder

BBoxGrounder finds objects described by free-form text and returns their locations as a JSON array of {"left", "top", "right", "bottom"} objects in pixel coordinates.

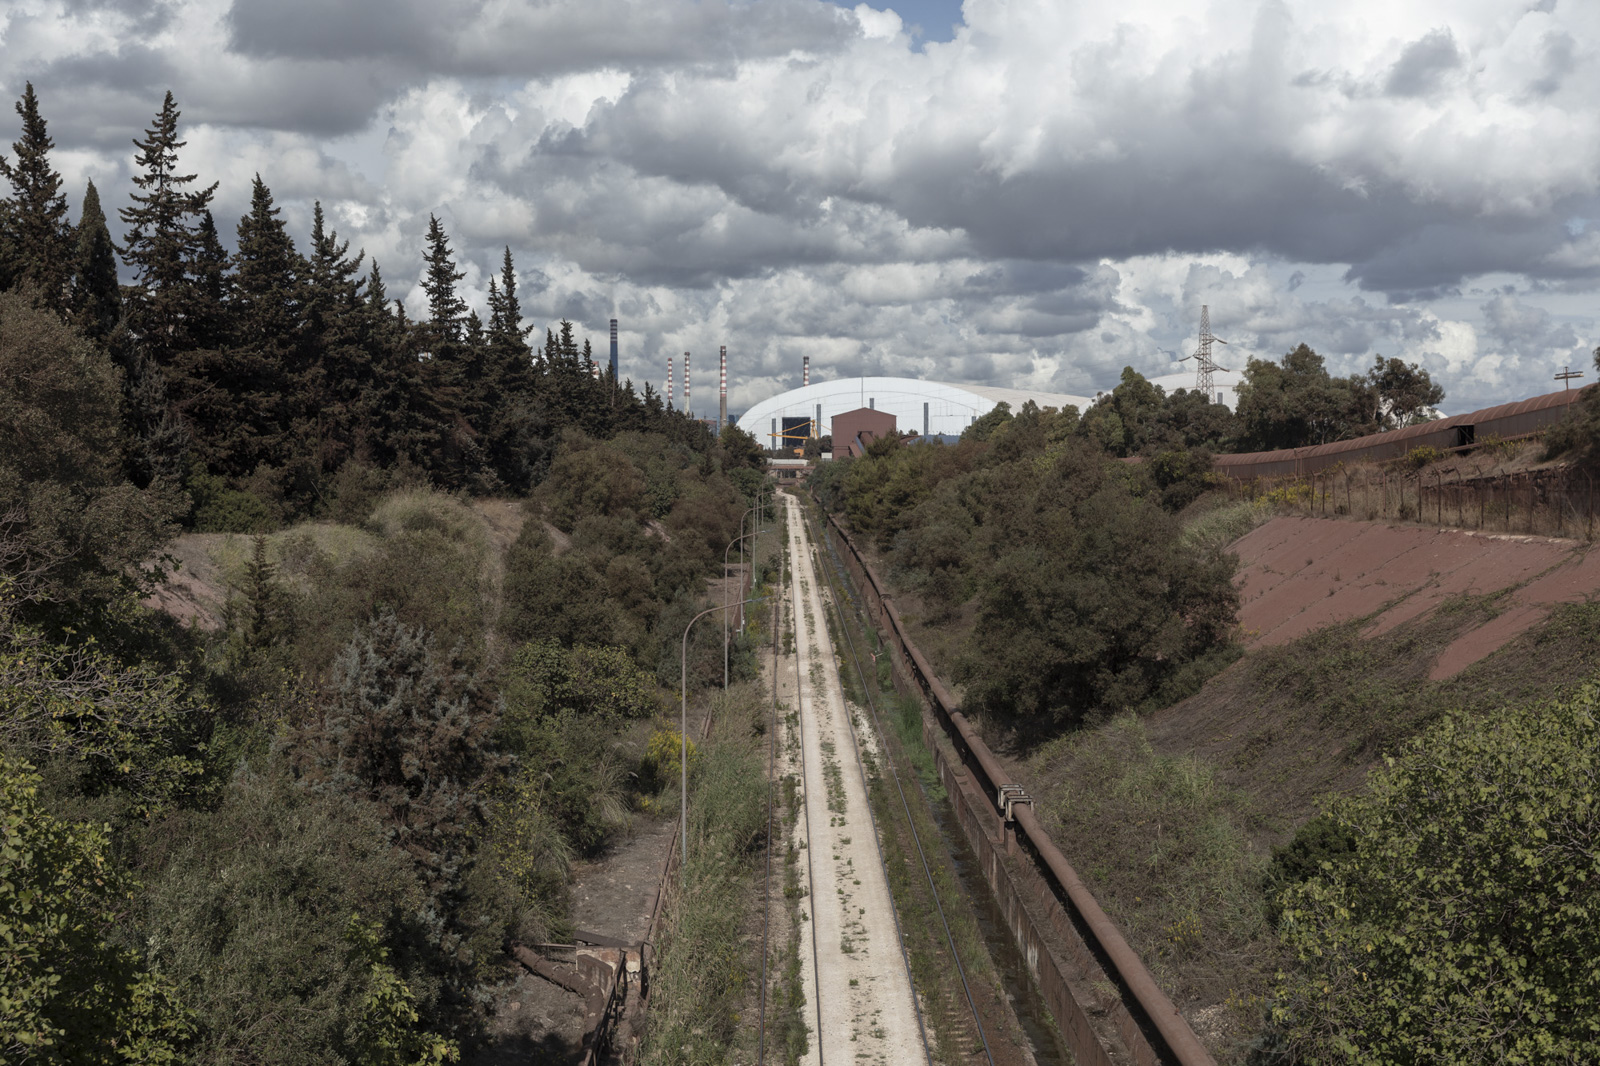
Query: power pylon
[{"left": 1181, "top": 304, "right": 1231, "bottom": 399}]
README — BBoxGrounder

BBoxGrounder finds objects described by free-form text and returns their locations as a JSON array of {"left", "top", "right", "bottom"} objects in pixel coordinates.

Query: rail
[{"left": 820, "top": 504, "right": 1217, "bottom": 1066}]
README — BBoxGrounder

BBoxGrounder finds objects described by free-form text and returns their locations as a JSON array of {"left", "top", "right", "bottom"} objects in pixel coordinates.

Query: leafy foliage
[
  {"left": 0, "top": 754, "right": 193, "bottom": 1063},
  {"left": 828, "top": 403, "right": 1239, "bottom": 733},
  {"left": 1271, "top": 684, "right": 1600, "bottom": 1063}
]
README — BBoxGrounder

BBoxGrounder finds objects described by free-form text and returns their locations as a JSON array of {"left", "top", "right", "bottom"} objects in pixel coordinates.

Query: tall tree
[
  {"left": 119, "top": 91, "right": 217, "bottom": 366},
  {"left": 413, "top": 215, "right": 479, "bottom": 486},
  {"left": 303, "top": 202, "right": 372, "bottom": 473},
  {"left": 482, "top": 249, "right": 545, "bottom": 491},
  {"left": 1368, "top": 355, "right": 1445, "bottom": 429},
  {"left": 421, "top": 214, "right": 466, "bottom": 343},
  {"left": 186, "top": 175, "right": 303, "bottom": 475},
  {"left": 69, "top": 180, "right": 121, "bottom": 341},
  {"left": 0, "top": 83, "right": 73, "bottom": 307}
]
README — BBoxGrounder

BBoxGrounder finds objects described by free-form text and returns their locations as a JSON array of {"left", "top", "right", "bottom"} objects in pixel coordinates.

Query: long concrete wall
[{"left": 820, "top": 507, "right": 1215, "bottom": 1066}]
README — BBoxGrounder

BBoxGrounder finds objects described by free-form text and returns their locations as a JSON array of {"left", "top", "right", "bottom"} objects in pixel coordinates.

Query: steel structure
[{"left": 1182, "top": 304, "right": 1231, "bottom": 400}]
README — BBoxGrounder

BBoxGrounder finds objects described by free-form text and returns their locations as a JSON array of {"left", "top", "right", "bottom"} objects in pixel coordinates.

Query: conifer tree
[
  {"left": 188, "top": 210, "right": 229, "bottom": 350},
  {"left": 119, "top": 91, "right": 218, "bottom": 365},
  {"left": 232, "top": 175, "right": 302, "bottom": 349},
  {"left": 412, "top": 215, "right": 479, "bottom": 485},
  {"left": 304, "top": 202, "right": 371, "bottom": 472},
  {"left": 482, "top": 249, "right": 544, "bottom": 491},
  {"left": 421, "top": 214, "right": 466, "bottom": 343},
  {"left": 0, "top": 83, "right": 73, "bottom": 307},
  {"left": 70, "top": 180, "right": 121, "bottom": 341}
]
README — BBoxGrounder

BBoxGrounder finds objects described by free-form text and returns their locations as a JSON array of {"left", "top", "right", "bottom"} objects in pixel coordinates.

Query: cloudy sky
[{"left": 5, "top": 0, "right": 1599, "bottom": 413}]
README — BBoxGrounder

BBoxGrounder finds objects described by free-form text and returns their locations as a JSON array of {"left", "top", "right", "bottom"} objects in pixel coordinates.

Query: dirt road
[{"left": 781, "top": 491, "right": 926, "bottom": 1066}]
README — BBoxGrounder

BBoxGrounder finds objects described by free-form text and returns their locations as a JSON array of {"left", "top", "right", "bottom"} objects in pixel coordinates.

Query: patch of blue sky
[{"left": 835, "top": 0, "right": 966, "bottom": 45}]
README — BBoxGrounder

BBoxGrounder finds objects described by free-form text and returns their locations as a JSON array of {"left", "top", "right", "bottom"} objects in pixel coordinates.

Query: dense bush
[
  {"left": 1270, "top": 684, "right": 1600, "bottom": 1063},
  {"left": 134, "top": 763, "right": 441, "bottom": 1063},
  {"left": 828, "top": 404, "right": 1240, "bottom": 734},
  {"left": 0, "top": 754, "right": 193, "bottom": 1063}
]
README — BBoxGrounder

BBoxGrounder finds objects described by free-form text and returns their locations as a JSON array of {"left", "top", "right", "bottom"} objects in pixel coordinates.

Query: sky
[{"left": 4, "top": 0, "right": 1599, "bottom": 414}]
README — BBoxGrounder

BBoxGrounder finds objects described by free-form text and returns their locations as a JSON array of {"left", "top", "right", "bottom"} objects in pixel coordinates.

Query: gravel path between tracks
[{"left": 783, "top": 492, "right": 926, "bottom": 1066}]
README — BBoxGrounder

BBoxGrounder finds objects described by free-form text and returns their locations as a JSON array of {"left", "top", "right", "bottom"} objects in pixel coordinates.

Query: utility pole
[
  {"left": 1181, "top": 304, "right": 1232, "bottom": 400},
  {"left": 1556, "top": 365, "right": 1585, "bottom": 391}
]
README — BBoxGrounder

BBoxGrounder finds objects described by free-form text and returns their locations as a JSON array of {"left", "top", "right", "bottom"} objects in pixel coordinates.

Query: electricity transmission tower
[{"left": 1182, "top": 304, "right": 1231, "bottom": 400}]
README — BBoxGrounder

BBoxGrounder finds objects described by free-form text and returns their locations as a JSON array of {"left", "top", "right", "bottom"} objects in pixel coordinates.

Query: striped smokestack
[
  {"left": 667, "top": 355, "right": 674, "bottom": 409},
  {"left": 802, "top": 354, "right": 810, "bottom": 389},
  {"left": 719, "top": 346, "right": 727, "bottom": 428},
  {"left": 609, "top": 318, "right": 618, "bottom": 380},
  {"left": 684, "top": 351, "right": 691, "bottom": 415}
]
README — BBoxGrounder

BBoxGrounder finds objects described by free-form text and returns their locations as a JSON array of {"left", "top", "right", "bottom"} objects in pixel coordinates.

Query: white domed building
[{"left": 735, "top": 376, "right": 1095, "bottom": 450}]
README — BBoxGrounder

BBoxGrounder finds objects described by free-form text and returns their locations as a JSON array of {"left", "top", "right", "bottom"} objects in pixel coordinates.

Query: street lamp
[
  {"left": 682, "top": 593, "right": 765, "bottom": 889},
  {"left": 724, "top": 489, "right": 770, "bottom": 687}
]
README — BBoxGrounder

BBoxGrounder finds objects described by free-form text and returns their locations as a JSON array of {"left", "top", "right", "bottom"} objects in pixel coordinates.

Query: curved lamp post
[
  {"left": 724, "top": 489, "right": 771, "bottom": 688},
  {"left": 682, "top": 593, "right": 766, "bottom": 888}
]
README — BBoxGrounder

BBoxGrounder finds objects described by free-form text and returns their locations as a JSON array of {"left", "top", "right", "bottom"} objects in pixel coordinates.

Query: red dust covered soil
[{"left": 1231, "top": 516, "right": 1600, "bottom": 679}]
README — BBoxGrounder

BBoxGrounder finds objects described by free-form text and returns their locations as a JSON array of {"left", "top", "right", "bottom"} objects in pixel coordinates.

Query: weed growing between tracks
[
  {"left": 772, "top": 770, "right": 811, "bottom": 1066},
  {"left": 810, "top": 513, "right": 1040, "bottom": 1066},
  {"left": 642, "top": 692, "right": 768, "bottom": 1066}
]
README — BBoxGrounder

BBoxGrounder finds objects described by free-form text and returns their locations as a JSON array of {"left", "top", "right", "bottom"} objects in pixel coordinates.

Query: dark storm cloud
[{"left": 226, "top": 0, "right": 855, "bottom": 76}]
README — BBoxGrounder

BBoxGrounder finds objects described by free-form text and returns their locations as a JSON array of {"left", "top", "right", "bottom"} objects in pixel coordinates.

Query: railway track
[{"left": 752, "top": 488, "right": 1009, "bottom": 1066}]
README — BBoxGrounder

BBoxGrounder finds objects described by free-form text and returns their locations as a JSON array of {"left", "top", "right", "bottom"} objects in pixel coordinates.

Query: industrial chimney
[
  {"left": 667, "top": 356, "right": 674, "bottom": 409},
  {"left": 684, "top": 351, "right": 691, "bottom": 416},
  {"left": 719, "top": 346, "right": 727, "bottom": 428},
  {"left": 803, "top": 354, "right": 810, "bottom": 389},
  {"left": 609, "top": 318, "right": 618, "bottom": 380}
]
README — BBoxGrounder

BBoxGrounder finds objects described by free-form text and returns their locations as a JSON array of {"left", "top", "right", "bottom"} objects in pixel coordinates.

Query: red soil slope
[{"left": 1232, "top": 516, "right": 1600, "bottom": 679}]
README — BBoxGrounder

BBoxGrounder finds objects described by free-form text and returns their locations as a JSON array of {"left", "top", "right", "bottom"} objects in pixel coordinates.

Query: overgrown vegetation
[
  {"left": 0, "top": 81, "right": 770, "bottom": 1061},
  {"left": 641, "top": 694, "right": 769, "bottom": 1066},
  {"left": 1028, "top": 715, "right": 1276, "bottom": 1055},
  {"left": 1267, "top": 683, "right": 1600, "bottom": 1063},
  {"left": 813, "top": 399, "right": 1240, "bottom": 737}
]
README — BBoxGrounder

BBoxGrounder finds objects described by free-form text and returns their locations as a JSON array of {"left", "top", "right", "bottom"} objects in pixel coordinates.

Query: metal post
[
  {"left": 683, "top": 594, "right": 763, "bottom": 890},
  {"left": 725, "top": 502, "right": 766, "bottom": 688}
]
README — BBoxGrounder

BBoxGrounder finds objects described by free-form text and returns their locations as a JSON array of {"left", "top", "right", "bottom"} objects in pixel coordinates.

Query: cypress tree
[
  {"left": 70, "top": 180, "right": 121, "bottom": 341},
  {"left": 119, "top": 91, "right": 218, "bottom": 366},
  {"left": 0, "top": 83, "right": 73, "bottom": 307}
]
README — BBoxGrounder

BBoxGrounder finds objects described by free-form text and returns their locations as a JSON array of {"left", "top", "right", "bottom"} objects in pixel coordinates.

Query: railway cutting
[{"left": 779, "top": 490, "right": 928, "bottom": 1066}]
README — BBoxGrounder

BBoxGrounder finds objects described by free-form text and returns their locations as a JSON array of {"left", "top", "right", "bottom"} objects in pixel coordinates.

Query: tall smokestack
[
  {"left": 667, "top": 355, "right": 674, "bottom": 409},
  {"left": 803, "top": 354, "right": 810, "bottom": 389},
  {"left": 684, "top": 351, "right": 691, "bottom": 416},
  {"left": 719, "top": 346, "right": 727, "bottom": 428},
  {"left": 609, "top": 318, "right": 618, "bottom": 380}
]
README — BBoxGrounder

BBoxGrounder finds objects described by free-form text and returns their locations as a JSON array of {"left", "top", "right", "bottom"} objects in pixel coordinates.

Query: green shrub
[
  {"left": 0, "top": 754, "right": 193, "bottom": 1063},
  {"left": 1260, "top": 814, "right": 1354, "bottom": 926},
  {"left": 189, "top": 467, "right": 277, "bottom": 533},
  {"left": 1271, "top": 683, "right": 1600, "bottom": 1062},
  {"left": 1402, "top": 444, "right": 1443, "bottom": 469}
]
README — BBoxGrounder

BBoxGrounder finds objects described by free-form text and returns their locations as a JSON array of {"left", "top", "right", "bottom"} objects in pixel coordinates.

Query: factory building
[{"left": 735, "top": 377, "right": 1096, "bottom": 452}]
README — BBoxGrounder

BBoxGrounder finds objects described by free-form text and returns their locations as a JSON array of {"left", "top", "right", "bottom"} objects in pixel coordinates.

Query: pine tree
[
  {"left": 477, "top": 250, "right": 545, "bottom": 490},
  {"left": 70, "top": 180, "right": 121, "bottom": 341},
  {"left": 421, "top": 214, "right": 466, "bottom": 343},
  {"left": 0, "top": 83, "right": 73, "bottom": 307},
  {"left": 412, "top": 215, "right": 479, "bottom": 486},
  {"left": 303, "top": 202, "right": 371, "bottom": 472},
  {"left": 119, "top": 91, "right": 218, "bottom": 366},
  {"left": 188, "top": 210, "right": 229, "bottom": 350}
]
